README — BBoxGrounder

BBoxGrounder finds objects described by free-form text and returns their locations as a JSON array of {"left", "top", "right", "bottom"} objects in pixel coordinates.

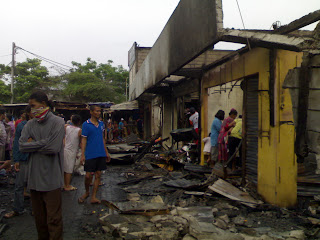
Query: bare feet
[
  {"left": 64, "top": 185, "right": 77, "bottom": 191},
  {"left": 90, "top": 182, "right": 105, "bottom": 186},
  {"left": 24, "top": 192, "right": 31, "bottom": 198},
  {"left": 90, "top": 197, "right": 101, "bottom": 204},
  {"left": 4, "top": 211, "right": 19, "bottom": 218},
  {"left": 78, "top": 192, "right": 89, "bottom": 203}
]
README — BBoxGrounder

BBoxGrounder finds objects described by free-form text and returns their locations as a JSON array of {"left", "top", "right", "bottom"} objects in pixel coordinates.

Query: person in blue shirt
[
  {"left": 118, "top": 118, "right": 124, "bottom": 139},
  {"left": 79, "top": 105, "right": 110, "bottom": 204},
  {"left": 210, "top": 110, "right": 225, "bottom": 167},
  {"left": 5, "top": 106, "right": 32, "bottom": 218}
]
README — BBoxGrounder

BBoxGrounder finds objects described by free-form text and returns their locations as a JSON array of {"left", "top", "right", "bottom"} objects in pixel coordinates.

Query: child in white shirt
[{"left": 203, "top": 133, "right": 211, "bottom": 166}]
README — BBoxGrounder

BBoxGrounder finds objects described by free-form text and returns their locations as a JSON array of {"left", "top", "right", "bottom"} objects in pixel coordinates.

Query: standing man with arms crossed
[
  {"left": 79, "top": 105, "right": 110, "bottom": 204},
  {"left": 19, "top": 91, "right": 65, "bottom": 240}
]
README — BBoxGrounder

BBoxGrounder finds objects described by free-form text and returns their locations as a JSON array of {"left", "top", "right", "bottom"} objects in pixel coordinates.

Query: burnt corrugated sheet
[{"left": 245, "top": 78, "right": 259, "bottom": 184}]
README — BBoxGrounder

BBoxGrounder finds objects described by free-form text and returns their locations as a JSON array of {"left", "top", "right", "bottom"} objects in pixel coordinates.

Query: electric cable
[
  {"left": 235, "top": 0, "right": 251, "bottom": 50},
  {"left": 32, "top": 55, "right": 70, "bottom": 72},
  {"left": 16, "top": 46, "right": 73, "bottom": 70},
  {"left": 17, "top": 48, "right": 29, "bottom": 59},
  {"left": 17, "top": 48, "right": 70, "bottom": 72}
]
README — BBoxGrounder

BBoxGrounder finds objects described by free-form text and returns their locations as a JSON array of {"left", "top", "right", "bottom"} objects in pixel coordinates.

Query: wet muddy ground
[{"left": 0, "top": 165, "right": 130, "bottom": 240}]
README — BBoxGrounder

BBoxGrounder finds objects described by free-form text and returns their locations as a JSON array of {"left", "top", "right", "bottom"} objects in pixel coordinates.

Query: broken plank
[
  {"left": 117, "top": 176, "right": 154, "bottom": 185},
  {"left": 118, "top": 175, "right": 162, "bottom": 186},
  {"left": 164, "top": 178, "right": 201, "bottom": 189},
  {"left": 208, "top": 178, "right": 261, "bottom": 208},
  {"left": 184, "top": 191, "right": 212, "bottom": 197},
  {"left": 101, "top": 200, "right": 121, "bottom": 212},
  {"left": 184, "top": 163, "right": 212, "bottom": 173},
  {"left": 308, "top": 217, "right": 320, "bottom": 225},
  {"left": 120, "top": 209, "right": 170, "bottom": 217}
]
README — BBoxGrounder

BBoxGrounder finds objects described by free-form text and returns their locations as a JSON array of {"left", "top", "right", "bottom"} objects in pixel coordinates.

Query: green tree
[
  {"left": 0, "top": 58, "right": 61, "bottom": 103},
  {"left": 0, "top": 57, "right": 129, "bottom": 104},
  {"left": 0, "top": 80, "right": 11, "bottom": 104},
  {"left": 0, "top": 64, "right": 12, "bottom": 103},
  {"left": 64, "top": 72, "right": 119, "bottom": 102},
  {"left": 14, "top": 58, "right": 56, "bottom": 102},
  {"left": 65, "top": 58, "right": 129, "bottom": 103}
]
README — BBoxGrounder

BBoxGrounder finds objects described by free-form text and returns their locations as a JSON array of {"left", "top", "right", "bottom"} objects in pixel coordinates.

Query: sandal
[
  {"left": 4, "top": 211, "right": 19, "bottom": 218},
  {"left": 78, "top": 193, "right": 89, "bottom": 204}
]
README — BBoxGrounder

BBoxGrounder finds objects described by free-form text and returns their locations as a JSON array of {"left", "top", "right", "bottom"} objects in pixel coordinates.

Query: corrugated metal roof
[{"left": 110, "top": 100, "right": 139, "bottom": 111}]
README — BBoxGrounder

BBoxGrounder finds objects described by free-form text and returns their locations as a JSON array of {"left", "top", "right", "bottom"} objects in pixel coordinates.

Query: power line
[
  {"left": 18, "top": 48, "right": 72, "bottom": 71},
  {"left": 235, "top": 0, "right": 251, "bottom": 50},
  {"left": 17, "top": 49, "right": 29, "bottom": 59},
  {"left": 13, "top": 48, "right": 69, "bottom": 73},
  {"left": 25, "top": 51, "right": 70, "bottom": 72},
  {"left": 16, "top": 46, "right": 73, "bottom": 70},
  {"left": 15, "top": 48, "right": 69, "bottom": 72},
  {"left": 235, "top": 0, "right": 246, "bottom": 30}
]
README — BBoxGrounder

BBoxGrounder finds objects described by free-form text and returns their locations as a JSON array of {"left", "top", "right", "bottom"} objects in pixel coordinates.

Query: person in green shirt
[{"left": 228, "top": 115, "right": 242, "bottom": 169}]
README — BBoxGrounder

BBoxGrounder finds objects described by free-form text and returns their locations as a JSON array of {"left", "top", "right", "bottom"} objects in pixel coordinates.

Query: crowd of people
[
  {"left": 0, "top": 91, "right": 111, "bottom": 240},
  {"left": 0, "top": 90, "right": 243, "bottom": 239},
  {"left": 105, "top": 117, "right": 142, "bottom": 143},
  {"left": 203, "top": 108, "right": 242, "bottom": 168}
]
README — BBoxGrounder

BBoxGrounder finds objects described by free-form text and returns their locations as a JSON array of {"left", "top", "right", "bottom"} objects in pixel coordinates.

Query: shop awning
[{"left": 110, "top": 100, "right": 139, "bottom": 111}]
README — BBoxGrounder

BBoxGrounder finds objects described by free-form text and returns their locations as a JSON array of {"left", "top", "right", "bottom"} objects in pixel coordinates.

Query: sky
[{"left": 0, "top": 0, "right": 319, "bottom": 74}]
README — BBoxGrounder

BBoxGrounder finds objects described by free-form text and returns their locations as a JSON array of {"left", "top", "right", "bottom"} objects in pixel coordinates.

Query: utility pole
[{"left": 10, "top": 42, "right": 16, "bottom": 104}]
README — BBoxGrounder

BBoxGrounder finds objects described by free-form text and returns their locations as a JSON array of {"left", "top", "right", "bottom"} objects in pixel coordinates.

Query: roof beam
[
  {"left": 274, "top": 9, "right": 320, "bottom": 34},
  {"left": 221, "top": 29, "right": 311, "bottom": 52}
]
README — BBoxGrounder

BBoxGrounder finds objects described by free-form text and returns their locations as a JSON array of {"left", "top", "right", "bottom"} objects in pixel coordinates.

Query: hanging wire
[
  {"left": 235, "top": 0, "right": 251, "bottom": 50},
  {"left": 16, "top": 46, "right": 73, "bottom": 71},
  {"left": 19, "top": 49, "right": 29, "bottom": 59}
]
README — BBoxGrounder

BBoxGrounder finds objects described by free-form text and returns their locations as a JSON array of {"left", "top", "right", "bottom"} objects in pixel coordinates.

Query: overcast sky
[{"left": 0, "top": 0, "right": 319, "bottom": 73}]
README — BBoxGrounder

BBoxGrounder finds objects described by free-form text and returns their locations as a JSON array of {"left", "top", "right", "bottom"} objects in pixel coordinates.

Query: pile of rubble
[
  {"left": 101, "top": 135, "right": 320, "bottom": 239},
  {"left": 94, "top": 156, "right": 320, "bottom": 240},
  {"left": 99, "top": 196, "right": 309, "bottom": 240}
]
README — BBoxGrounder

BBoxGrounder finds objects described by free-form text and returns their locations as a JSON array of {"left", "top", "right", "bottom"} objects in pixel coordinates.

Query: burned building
[{"left": 128, "top": 0, "right": 320, "bottom": 207}]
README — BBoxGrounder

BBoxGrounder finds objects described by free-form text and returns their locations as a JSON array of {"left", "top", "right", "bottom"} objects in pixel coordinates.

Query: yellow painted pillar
[{"left": 257, "top": 49, "right": 301, "bottom": 208}]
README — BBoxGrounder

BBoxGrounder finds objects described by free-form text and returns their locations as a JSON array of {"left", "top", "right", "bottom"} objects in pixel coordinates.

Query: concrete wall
[
  {"left": 129, "top": 61, "right": 137, "bottom": 85},
  {"left": 129, "top": 0, "right": 220, "bottom": 100},
  {"left": 151, "top": 96, "right": 162, "bottom": 137},
  {"left": 284, "top": 55, "right": 320, "bottom": 174},
  {"left": 136, "top": 49, "right": 151, "bottom": 71},
  {"left": 129, "top": 48, "right": 151, "bottom": 86},
  {"left": 207, "top": 81, "right": 243, "bottom": 136},
  {"left": 184, "top": 50, "right": 232, "bottom": 69}
]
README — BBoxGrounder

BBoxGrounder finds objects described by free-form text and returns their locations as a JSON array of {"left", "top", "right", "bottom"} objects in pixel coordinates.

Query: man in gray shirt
[{"left": 19, "top": 91, "right": 65, "bottom": 240}]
